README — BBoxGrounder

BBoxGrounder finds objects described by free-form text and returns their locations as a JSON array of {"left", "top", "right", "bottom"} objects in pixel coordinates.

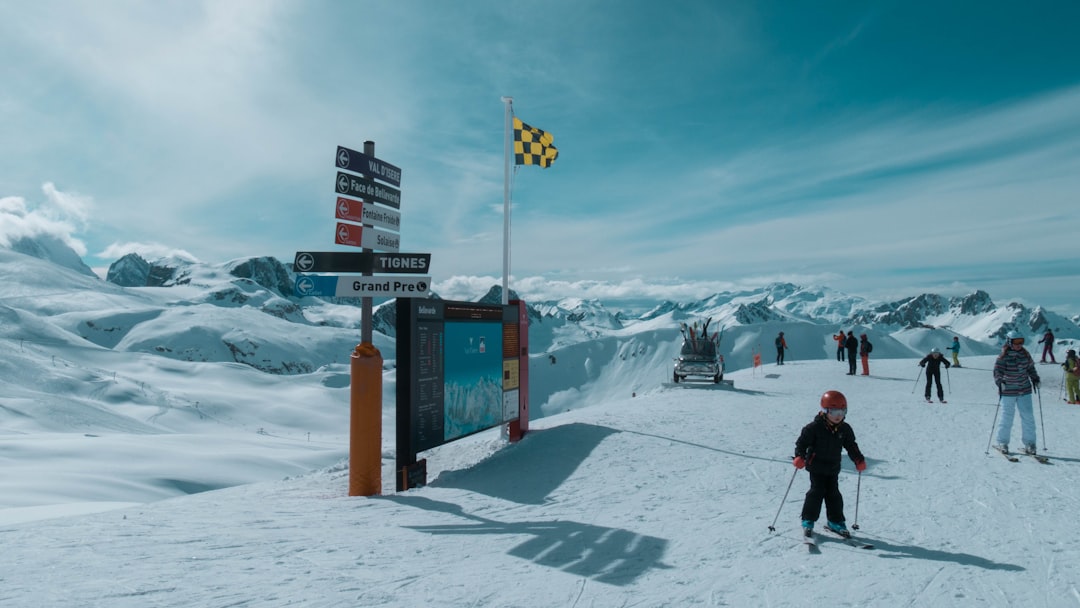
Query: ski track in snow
[{"left": 2, "top": 356, "right": 1080, "bottom": 606}]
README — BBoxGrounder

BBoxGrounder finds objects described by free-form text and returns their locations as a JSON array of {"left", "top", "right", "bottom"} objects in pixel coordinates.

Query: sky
[{"left": 3, "top": 1, "right": 1080, "bottom": 313}]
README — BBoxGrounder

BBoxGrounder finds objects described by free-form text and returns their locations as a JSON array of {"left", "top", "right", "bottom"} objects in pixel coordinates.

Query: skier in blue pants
[{"left": 993, "top": 331, "right": 1041, "bottom": 455}]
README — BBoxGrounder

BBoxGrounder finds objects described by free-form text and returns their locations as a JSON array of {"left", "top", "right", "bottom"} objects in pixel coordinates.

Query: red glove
[
  {"left": 855, "top": 460, "right": 867, "bottom": 472},
  {"left": 793, "top": 456, "right": 805, "bottom": 469}
]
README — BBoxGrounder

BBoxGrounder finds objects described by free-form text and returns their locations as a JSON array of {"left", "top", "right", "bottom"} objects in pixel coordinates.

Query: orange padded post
[{"left": 349, "top": 342, "right": 383, "bottom": 496}]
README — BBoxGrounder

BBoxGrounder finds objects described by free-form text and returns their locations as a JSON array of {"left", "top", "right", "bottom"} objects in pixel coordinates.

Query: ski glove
[
  {"left": 793, "top": 456, "right": 806, "bottom": 469},
  {"left": 855, "top": 460, "right": 867, "bottom": 472}
]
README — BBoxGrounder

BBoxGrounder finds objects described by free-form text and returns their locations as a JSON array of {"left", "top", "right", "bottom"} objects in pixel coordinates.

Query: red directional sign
[{"left": 335, "top": 222, "right": 400, "bottom": 252}]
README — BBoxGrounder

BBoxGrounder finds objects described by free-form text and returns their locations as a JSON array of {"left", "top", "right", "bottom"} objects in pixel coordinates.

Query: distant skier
[
  {"left": 1063, "top": 349, "right": 1079, "bottom": 404},
  {"left": 845, "top": 332, "right": 858, "bottom": 375},
  {"left": 1037, "top": 329, "right": 1056, "bottom": 363},
  {"left": 793, "top": 390, "right": 867, "bottom": 540},
  {"left": 992, "top": 331, "right": 1041, "bottom": 455},
  {"left": 833, "top": 332, "right": 846, "bottom": 362},
  {"left": 948, "top": 336, "right": 962, "bottom": 368},
  {"left": 775, "top": 332, "right": 788, "bottom": 365},
  {"left": 918, "top": 348, "right": 951, "bottom": 403},
  {"left": 859, "top": 334, "right": 872, "bottom": 376}
]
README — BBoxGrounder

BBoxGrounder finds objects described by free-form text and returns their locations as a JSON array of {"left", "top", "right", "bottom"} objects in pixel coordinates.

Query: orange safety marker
[{"left": 349, "top": 342, "right": 383, "bottom": 496}]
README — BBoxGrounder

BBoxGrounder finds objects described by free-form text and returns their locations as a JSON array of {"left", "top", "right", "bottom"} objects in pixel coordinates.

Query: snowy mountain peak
[{"left": 7, "top": 234, "right": 97, "bottom": 278}]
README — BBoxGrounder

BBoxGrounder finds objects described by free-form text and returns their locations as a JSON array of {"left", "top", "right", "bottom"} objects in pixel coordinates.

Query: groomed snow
[{"left": 3, "top": 354, "right": 1079, "bottom": 607}]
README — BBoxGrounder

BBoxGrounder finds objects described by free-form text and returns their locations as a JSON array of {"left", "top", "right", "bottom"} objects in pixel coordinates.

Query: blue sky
[{"left": 2, "top": 1, "right": 1079, "bottom": 313}]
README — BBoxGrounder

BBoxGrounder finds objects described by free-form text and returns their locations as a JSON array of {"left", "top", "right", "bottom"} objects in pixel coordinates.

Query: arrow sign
[
  {"left": 295, "top": 274, "right": 431, "bottom": 298},
  {"left": 335, "top": 196, "right": 401, "bottom": 231},
  {"left": 293, "top": 251, "right": 431, "bottom": 274},
  {"left": 335, "top": 145, "right": 402, "bottom": 187},
  {"left": 334, "top": 222, "right": 400, "bottom": 252},
  {"left": 335, "top": 171, "right": 401, "bottom": 209}
]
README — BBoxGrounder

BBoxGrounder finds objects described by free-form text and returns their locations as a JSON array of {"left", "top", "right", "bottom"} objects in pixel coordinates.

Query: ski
[
  {"left": 802, "top": 530, "right": 819, "bottom": 552},
  {"left": 1026, "top": 453, "right": 1051, "bottom": 465},
  {"left": 822, "top": 527, "right": 874, "bottom": 549},
  {"left": 994, "top": 447, "right": 1019, "bottom": 462}
]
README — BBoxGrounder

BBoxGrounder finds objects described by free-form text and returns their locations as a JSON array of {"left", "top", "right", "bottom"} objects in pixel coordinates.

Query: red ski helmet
[{"left": 820, "top": 390, "right": 847, "bottom": 410}]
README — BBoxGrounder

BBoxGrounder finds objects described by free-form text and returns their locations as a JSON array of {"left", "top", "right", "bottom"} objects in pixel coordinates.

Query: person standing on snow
[
  {"left": 775, "top": 332, "right": 788, "bottom": 365},
  {"left": 1037, "top": 329, "right": 1056, "bottom": 364},
  {"left": 993, "top": 331, "right": 1041, "bottom": 455},
  {"left": 833, "top": 331, "right": 846, "bottom": 362},
  {"left": 1063, "top": 349, "right": 1080, "bottom": 404},
  {"left": 793, "top": 390, "right": 867, "bottom": 540},
  {"left": 918, "top": 348, "right": 951, "bottom": 403},
  {"left": 845, "top": 331, "right": 858, "bottom": 375},
  {"left": 859, "top": 334, "right": 872, "bottom": 376},
  {"left": 948, "top": 336, "right": 962, "bottom": 367}
]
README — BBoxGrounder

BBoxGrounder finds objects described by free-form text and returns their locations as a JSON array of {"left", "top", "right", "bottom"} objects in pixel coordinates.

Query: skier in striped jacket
[{"left": 992, "top": 331, "right": 1041, "bottom": 455}]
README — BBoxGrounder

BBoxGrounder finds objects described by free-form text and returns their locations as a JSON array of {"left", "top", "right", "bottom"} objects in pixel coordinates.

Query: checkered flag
[{"left": 513, "top": 117, "right": 558, "bottom": 168}]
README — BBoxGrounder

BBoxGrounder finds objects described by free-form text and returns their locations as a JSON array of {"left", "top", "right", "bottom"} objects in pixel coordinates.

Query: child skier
[
  {"left": 1063, "top": 349, "right": 1080, "bottom": 404},
  {"left": 793, "top": 390, "right": 867, "bottom": 540}
]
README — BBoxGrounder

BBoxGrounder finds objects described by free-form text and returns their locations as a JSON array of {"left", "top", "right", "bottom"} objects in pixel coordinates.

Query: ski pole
[
  {"left": 911, "top": 367, "right": 923, "bottom": 393},
  {"left": 985, "top": 392, "right": 1003, "bottom": 454},
  {"left": 1060, "top": 369, "right": 1066, "bottom": 401},
  {"left": 768, "top": 467, "right": 799, "bottom": 532},
  {"left": 851, "top": 470, "right": 862, "bottom": 531}
]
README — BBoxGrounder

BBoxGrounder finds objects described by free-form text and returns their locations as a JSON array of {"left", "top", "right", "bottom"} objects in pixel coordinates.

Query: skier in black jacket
[
  {"left": 918, "top": 348, "right": 951, "bottom": 403},
  {"left": 793, "top": 390, "right": 867, "bottom": 539},
  {"left": 844, "top": 332, "right": 858, "bottom": 375}
]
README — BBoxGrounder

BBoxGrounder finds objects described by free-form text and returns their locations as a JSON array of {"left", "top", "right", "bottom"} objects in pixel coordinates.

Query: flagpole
[{"left": 500, "top": 96, "right": 513, "bottom": 306}]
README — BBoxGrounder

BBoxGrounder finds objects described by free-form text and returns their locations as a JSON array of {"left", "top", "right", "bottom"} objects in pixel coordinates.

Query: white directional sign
[{"left": 332, "top": 275, "right": 431, "bottom": 298}]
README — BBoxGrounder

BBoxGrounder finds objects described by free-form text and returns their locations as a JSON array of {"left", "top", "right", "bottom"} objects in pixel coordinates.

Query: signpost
[
  {"left": 294, "top": 274, "right": 431, "bottom": 298},
  {"left": 334, "top": 222, "right": 401, "bottom": 252},
  {"left": 293, "top": 141, "right": 435, "bottom": 498},
  {"left": 334, "top": 171, "right": 401, "bottom": 209},
  {"left": 334, "top": 196, "right": 401, "bottom": 231},
  {"left": 336, "top": 145, "right": 402, "bottom": 187},
  {"left": 294, "top": 251, "right": 430, "bottom": 274}
]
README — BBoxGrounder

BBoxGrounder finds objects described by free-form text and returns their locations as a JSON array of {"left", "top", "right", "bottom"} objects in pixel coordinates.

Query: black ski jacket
[
  {"left": 795, "top": 413, "right": 865, "bottom": 476},
  {"left": 919, "top": 354, "right": 951, "bottom": 375}
]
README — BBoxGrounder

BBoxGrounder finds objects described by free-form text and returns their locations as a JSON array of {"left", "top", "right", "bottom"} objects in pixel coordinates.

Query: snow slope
[{"left": 3, "top": 355, "right": 1079, "bottom": 607}]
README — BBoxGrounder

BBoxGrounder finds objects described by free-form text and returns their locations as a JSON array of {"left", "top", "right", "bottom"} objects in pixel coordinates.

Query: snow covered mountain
[{"left": 3, "top": 237, "right": 1079, "bottom": 422}]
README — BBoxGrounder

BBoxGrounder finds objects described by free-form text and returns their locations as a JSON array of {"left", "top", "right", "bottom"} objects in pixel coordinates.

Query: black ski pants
[
  {"left": 800, "top": 471, "right": 846, "bottom": 524},
  {"left": 847, "top": 349, "right": 858, "bottom": 374},
  {"left": 924, "top": 370, "right": 944, "bottom": 400}
]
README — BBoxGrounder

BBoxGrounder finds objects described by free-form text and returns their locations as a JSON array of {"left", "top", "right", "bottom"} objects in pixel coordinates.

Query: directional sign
[
  {"left": 295, "top": 274, "right": 430, "bottom": 298},
  {"left": 335, "top": 145, "right": 402, "bottom": 187},
  {"left": 335, "top": 196, "right": 401, "bottom": 231},
  {"left": 293, "top": 251, "right": 431, "bottom": 274},
  {"left": 334, "top": 222, "right": 400, "bottom": 252},
  {"left": 335, "top": 171, "right": 401, "bottom": 209}
]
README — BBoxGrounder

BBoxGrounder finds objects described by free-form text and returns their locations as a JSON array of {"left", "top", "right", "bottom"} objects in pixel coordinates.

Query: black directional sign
[
  {"left": 335, "top": 172, "right": 401, "bottom": 209},
  {"left": 336, "top": 145, "right": 402, "bottom": 187},
  {"left": 293, "top": 251, "right": 431, "bottom": 274}
]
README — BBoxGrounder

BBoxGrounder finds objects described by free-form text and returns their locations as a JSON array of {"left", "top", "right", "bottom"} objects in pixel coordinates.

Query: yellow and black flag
[{"left": 513, "top": 117, "right": 558, "bottom": 168}]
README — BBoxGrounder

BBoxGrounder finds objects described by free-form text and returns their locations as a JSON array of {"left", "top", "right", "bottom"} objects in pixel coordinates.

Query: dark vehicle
[{"left": 673, "top": 338, "right": 724, "bottom": 383}]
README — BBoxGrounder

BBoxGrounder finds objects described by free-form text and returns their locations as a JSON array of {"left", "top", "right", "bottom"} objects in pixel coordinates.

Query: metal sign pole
[{"left": 361, "top": 140, "right": 376, "bottom": 343}]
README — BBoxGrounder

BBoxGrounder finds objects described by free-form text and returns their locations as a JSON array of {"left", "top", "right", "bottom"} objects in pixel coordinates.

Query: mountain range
[{"left": 3, "top": 236, "right": 1078, "bottom": 423}]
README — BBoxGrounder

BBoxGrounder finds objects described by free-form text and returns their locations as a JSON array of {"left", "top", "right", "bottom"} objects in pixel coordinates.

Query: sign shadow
[{"left": 385, "top": 495, "right": 672, "bottom": 586}]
